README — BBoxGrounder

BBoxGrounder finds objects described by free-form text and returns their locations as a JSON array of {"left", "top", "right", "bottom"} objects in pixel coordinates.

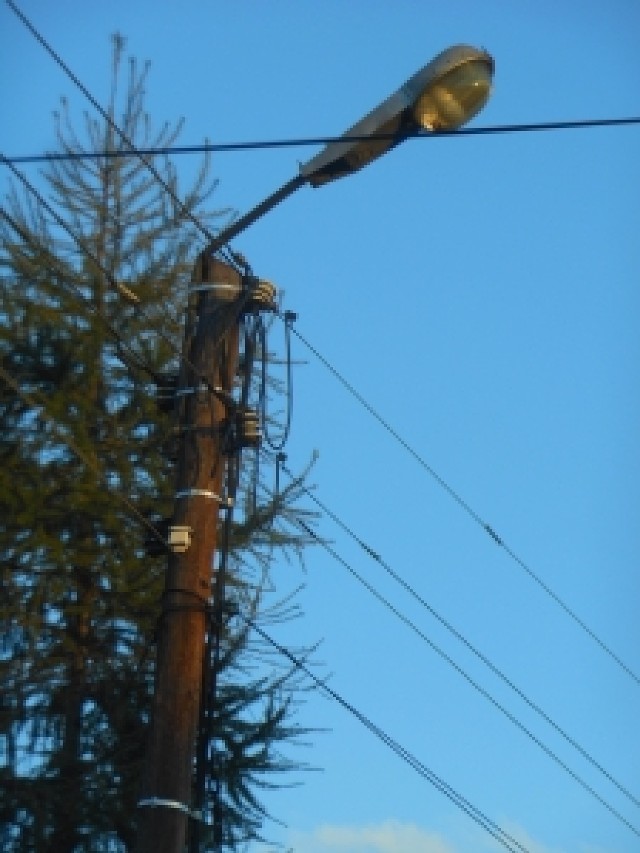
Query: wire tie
[
  {"left": 175, "top": 489, "right": 233, "bottom": 507},
  {"left": 137, "top": 797, "right": 203, "bottom": 822}
]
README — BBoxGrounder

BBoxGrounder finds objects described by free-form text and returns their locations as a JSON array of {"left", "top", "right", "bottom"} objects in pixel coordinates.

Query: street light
[
  {"left": 206, "top": 44, "right": 494, "bottom": 254},
  {"left": 152, "top": 43, "right": 493, "bottom": 853}
]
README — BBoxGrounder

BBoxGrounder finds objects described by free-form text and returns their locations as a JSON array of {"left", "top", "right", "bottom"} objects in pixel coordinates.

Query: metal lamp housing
[
  {"left": 410, "top": 47, "right": 494, "bottom": 130},
  {"left": 301, "top": 44, "right": 494, "bottom": 187}
]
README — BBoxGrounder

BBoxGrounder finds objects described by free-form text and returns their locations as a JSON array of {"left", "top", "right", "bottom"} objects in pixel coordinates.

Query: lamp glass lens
[{"left": 413, "top": 60, "right": 493, "bottom": 130}]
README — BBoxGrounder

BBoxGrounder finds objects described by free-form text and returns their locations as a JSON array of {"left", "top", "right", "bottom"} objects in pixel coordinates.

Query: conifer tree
[{"left": 0, "top": 36, "right": 313, "bottom": 853}]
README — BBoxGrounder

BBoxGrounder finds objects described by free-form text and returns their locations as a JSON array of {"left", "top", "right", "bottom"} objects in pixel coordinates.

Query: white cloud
[
  {"left": 272, "top": 818, "right": 590, "bottom": 853},
  {"left": 288, "top": 820, "right": 456, "bottom": 853},
  {"left": 495, "top": 821, "right": 567, "bottom": 853}
]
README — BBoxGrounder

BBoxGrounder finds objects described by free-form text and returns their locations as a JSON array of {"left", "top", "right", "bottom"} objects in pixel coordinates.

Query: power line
[
  {"left": 280, "top": 507, "right": 639, "bottom": 838},
  {"left": 10, "top": 28, "right": 633, "bottom": 812},
  {"left": 0, "top": 156, "right": 246, "bottom": 417},
  {"left": 244, "top": 615, "right": 530, "bottom": 853},
  {"left": 0, "top": 359, "right": 528, "bottom": 853},
  {"left": 279, "top": 463, "right": 640, "bottom": 811},
  {"left": 8, "top": 0, "right": 637, "bottom": 723},
  {"left": 4, "top": 1, "right": 636, "bottom": 837},
  {"left": 6, "top": 0, "right": 638, "bottom": 697},
  {"left": 287, "top": 320, "right": 640, "bottom": 689},
  {"left": 3, "top": 116, "right": 640, "bottom": 166},
  {"left": 4, "top": 0, "right": 239, "bottom": 271}
]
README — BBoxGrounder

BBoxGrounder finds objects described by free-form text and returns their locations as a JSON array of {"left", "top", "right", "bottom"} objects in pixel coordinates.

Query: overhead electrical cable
[
  {"left": 4, "top": 116, "right": 640, "bottom": 165},
  {"left": 0, "top": 358, "right": 529, "bottom": 853},
  {"left": 7, "top": 1, "right": 636, "bottom": 694},
  {"left": 4, "top": 0, "right": 239, "bottom": 271},
  {"left": 5, "top": 3, "right": 636, "bottom": 835},
  {"left": 286, "top": 320, "right": 640, "bottom": 689},
  {"left": 280, "top": 508, "right": 639, "bottom": 838},
  {"left": 279, "top": 462, "right": 640, "bottom": 810},
  {"left": 243, "top": 615, "right": 530, "bottom": 853},
  {"left": 0, "top": 157, "right": 244, "bottom": 416}
]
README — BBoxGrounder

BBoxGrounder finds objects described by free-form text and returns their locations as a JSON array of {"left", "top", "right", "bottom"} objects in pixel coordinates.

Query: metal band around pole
[
  {"left": 175, "top": 489, "right": 233, "bottom": 507},
  {"left": 188, "top": 282, "right": 239, "bottom": 294},
  {"left": 137, "top": 797, "right": 203, "bottom": 822},
  {"left": 175, "top": 384, "right": 222, "bottom": 397}
]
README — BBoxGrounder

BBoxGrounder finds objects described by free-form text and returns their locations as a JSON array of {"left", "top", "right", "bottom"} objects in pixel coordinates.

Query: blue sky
[{"left": 2, "top": 2, "right": 639, "bottom": 852}]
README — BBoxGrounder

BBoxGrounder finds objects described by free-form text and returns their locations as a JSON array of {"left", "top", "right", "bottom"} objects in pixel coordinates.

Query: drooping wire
[
  {"left": 4, "top": 116, "right": 640, "bottom": 165},
  {"left": 286, "top": 319, "right": 640, "bottom": 689},
  {"left": 242, "top": 615, "right": 529, "bottom": 853},
  {"left": 259, "top": 311, "right": 295, "bottom": 452},
  {"left": 279, "top": 463, "right": 640, "bottom": 811}
]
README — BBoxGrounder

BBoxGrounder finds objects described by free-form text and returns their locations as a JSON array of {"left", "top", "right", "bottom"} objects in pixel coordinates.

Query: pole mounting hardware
[
  {"left": 175, "top": 489, "right": 234, "bottom": 508},
  {"left": 137, "top": 797, "right": 203, "bottom": 823}
]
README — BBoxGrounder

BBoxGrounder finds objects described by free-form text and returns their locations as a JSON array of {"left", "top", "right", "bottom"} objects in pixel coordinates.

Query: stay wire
[
  {"left": 5, "top": 0, "right": 238, "bottom": 271},
  {"left": 5, "top": 116, "right": 640, "bottom": 165},
  {"left": 287, "top": 320, "right": 640, "bottom": 689},
  {"left": 243, "top": 615, "right": 528, "bottom": 853},
  {"left": 284, "top": 511, "right": 640, "bottom": 837},
  {"left": 280, "top": 463, "right": 640, "bottom": 811}
]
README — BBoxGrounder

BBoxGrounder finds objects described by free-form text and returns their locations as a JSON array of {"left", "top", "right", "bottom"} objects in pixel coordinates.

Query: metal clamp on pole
[
  {"left": 137, "top": 797, "right": 203, "bottom": 823},
  {"left": 188, "top": 280, "right": 242, "bottom": 302},
  {"left": 175, "top": 384, "right": 222, "bottom": 397},
  {"left": 175, "top": 488, "right": 234, "bottom": 508}
]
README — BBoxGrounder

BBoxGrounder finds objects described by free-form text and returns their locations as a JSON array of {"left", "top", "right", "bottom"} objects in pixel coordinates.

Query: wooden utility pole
[{"left": 136, "top": 257, "right": 243, "bottom": 853}]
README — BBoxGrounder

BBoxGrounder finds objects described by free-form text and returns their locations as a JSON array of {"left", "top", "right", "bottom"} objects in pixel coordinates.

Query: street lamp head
[
  {"left": 409, "top": 46, "right": 494, "bottom": 131},
  {"left": 301, "top": 44, "right": 494, "bottom": 187},
  {"left": 205, "top": 45, "right": 493, "bottom": 254}
]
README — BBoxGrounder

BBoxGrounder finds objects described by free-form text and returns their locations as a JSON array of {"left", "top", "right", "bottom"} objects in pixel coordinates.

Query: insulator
[
  {"left": 154, "top": 373, "right": 179, "bottom": 413},
  {"left": 243, "top": 278, "right": 277, "bottom": 314},
  {"left": 228, "top": 406, "right": 261, "bottom": 450},
  {"left": 239, "top": 406, "right": 261, "bottom": 447}
]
